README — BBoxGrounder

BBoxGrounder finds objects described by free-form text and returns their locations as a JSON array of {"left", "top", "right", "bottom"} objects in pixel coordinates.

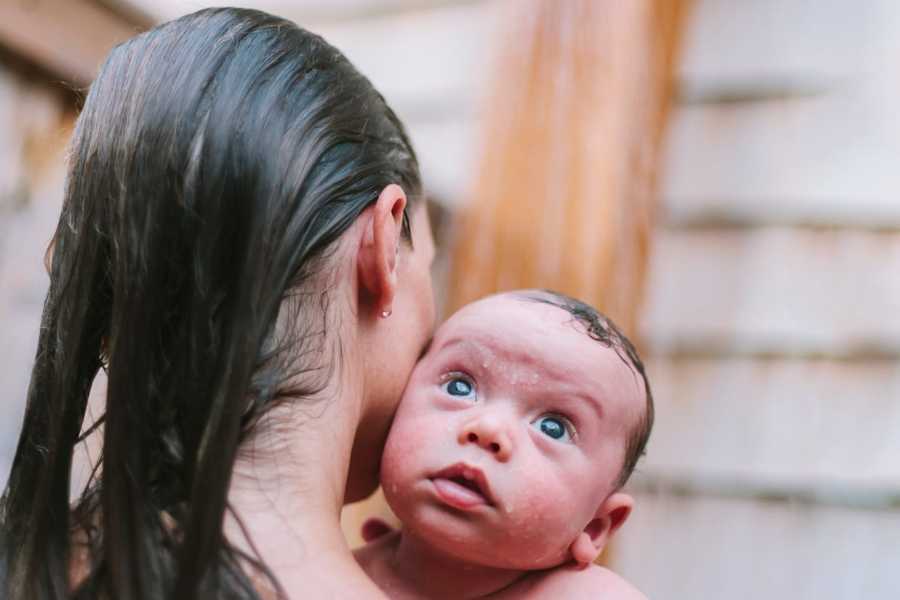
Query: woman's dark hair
[{"left": 0, "top": 7, "right": 421, "bottom": 599}]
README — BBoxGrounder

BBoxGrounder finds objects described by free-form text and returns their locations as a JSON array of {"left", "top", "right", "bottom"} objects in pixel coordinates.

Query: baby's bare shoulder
[{"left": 497, "top": 564, "right": 648, "bottom": 600}]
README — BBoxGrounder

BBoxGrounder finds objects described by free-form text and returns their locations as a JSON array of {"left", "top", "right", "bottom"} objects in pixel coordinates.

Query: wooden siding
[
  {"left": 0, "top": 0, "right": 144, "bottom": 85},
  {"left": 615, "top": 493, "right": 900, "bottom": 599},
  {"left": 613, "top": 0, "right": 900, "bottom": 596},
  {"left": 643, "top": 357, "right": 900, "bottom": 491},
  {"left": 642, "top": 229, "right": 900, "bottom": 357}
]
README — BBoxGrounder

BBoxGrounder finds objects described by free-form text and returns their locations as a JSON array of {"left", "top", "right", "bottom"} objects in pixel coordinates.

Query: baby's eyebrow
[
  {"left": 573, "top": 390, "right": 605, "bottom": 423},
  {"left": 433, "top": 336, "right": 483, "bottom": 357},
  {"left": 540, "top": 376, "right": 606, "bottom": 423}
]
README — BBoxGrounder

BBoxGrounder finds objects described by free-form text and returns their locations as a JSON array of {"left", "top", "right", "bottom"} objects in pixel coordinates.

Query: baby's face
[{"left": 380, "top": 294, "right": 644, "bottom": 569}]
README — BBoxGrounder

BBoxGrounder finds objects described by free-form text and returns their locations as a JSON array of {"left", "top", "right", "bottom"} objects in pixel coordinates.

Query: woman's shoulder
[{"left": 496, "top": 563, "right": 648, "bottom": 600}]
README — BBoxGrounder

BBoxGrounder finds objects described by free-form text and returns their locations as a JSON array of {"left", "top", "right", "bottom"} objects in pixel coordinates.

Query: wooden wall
[
  {"left": 620, "top": 0, "right": 900, "bottom": 597},
  {"left": 442, "top": 0, "right": 686, "bottom": 335}
]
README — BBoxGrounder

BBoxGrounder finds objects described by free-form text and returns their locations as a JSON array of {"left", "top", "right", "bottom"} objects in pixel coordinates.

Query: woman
[{"left": 0, "top": 7, "right": 435, "bottom": 599}]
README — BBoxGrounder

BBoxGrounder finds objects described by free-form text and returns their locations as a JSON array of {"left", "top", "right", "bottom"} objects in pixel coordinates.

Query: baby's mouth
[{"left": 429, "top": 463, "right": 496, "bottom": 509}]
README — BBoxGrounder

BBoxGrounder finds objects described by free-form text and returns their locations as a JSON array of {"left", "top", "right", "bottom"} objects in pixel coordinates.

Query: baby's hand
[{"left": 360, "top": 517, "right": 394, "bottom": 542}]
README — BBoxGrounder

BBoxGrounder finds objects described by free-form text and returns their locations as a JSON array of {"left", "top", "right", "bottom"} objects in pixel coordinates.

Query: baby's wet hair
[{"left": 513, "top": 290, "right": 653, "bottom": 489}]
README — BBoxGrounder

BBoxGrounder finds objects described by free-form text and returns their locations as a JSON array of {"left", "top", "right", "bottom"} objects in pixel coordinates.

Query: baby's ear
[{"left": 568, "top": 492, "right": 634, "bottom": 568}]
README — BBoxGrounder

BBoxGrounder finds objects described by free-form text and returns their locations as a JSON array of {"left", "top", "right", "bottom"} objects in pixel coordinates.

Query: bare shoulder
[
  {"left": 497, "top": 564, "right": 648, "bottom": 600},
  {"left": 352, "top": 530, "right": 401, "bottom": 572}
]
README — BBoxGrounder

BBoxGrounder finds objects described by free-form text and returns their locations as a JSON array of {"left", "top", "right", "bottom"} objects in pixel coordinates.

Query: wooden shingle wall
[{"left": 623, "top": 0, "right": 900, "bottom": 597}]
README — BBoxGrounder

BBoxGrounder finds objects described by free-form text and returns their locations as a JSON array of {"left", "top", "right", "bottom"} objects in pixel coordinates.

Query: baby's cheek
[
  {"left": 499, "top": 472, "right": 584, "bottom": 565},
  {"left": 385, "top": 411, "right": 434, "bottom": 455},
  {"left": 381, "top": 410, "right": 440, "bottom": 480}
]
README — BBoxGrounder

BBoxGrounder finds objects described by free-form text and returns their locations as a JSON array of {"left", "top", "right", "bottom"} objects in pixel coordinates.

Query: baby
[{"left": 354, "top": 290, "right": 652, "bottom": 599}]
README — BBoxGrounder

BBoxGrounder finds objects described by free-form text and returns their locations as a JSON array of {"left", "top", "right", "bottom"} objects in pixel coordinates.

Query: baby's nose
[{"left": 458, "top": 414, "right": 513, "bottom": 462}]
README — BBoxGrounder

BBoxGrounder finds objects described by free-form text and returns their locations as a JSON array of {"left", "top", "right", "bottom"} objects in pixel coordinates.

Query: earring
[{"left": 381, "top": 309, "right": 392, "bottom": 318}]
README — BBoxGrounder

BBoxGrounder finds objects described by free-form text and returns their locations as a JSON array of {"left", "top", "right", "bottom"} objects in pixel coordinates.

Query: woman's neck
[
  {"left": 381, "top": 530, "right": 528, "bottom": 599},
  {"left": 225, "top": 319, "right": 385, "bottom": 598}
]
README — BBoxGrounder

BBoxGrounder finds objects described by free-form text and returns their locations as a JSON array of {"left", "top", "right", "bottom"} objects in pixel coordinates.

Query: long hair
[{"left": 0, "top": 7, "right": 421, "bottom": 599}]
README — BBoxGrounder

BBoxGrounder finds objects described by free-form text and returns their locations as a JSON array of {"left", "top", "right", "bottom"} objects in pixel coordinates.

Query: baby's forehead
[
  {"left": 436, "top": 294, "right": 576, "bottom": 340},
  {"left": 433, "top": 296, "right": 620, "bottom": 381},
  {"left": 430, "top": 293, "right": 645, "bottom": 418}
]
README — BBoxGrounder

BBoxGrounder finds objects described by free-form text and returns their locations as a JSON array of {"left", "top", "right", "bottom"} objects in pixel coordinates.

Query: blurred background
[{"left": 1, "top": 0, "right": 898, "bottom": 598}]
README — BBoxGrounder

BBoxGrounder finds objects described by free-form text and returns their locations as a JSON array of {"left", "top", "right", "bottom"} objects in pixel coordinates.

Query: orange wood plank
[{"left": 0, "top": 0, "right": 144, "bottom": 86}]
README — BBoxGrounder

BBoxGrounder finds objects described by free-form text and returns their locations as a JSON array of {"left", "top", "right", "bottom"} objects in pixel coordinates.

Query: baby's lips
[
  {"left": 429, "top": 462, "right": 497, "bottom": 507},
  {"left": 432, "top": 476, "right": 491, "bottom": 509}
]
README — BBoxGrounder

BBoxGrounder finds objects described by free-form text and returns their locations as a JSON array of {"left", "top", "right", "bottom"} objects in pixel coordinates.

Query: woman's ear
[
  {"left": 357, "top": 184, "right": 407, "bottom": 317},
  {"left": 569, "top": 492, "right": 634, "bottom": 568}
]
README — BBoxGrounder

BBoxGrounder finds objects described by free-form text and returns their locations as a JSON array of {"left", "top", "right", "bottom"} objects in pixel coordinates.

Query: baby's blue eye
[
  {"left": 442, "top": 376, "right": 475, "bottom": 399},
  {"left": 534, "top": 415, "right": 573, "bottom": 442}
]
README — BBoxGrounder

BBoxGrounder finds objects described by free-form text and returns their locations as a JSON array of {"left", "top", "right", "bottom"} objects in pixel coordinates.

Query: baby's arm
[{"left": 498, "top": 564, "right": 648, "bottom": 600}]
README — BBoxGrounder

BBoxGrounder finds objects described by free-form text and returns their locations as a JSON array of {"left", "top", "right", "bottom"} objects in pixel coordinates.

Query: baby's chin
[
  {"left": 385, "top": 495, "right": 573, "bottom": 571},
  {"left": 423, "top": 527, "right": 571, "bottom": 571}
]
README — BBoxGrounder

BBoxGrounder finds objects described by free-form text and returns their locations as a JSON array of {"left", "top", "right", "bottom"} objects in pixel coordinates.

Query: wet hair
[
  {"left": 515, "top": 290, "right": 654, "bottom": 489},
  {"left": 0, "top": 7, "right": 421, "bottom": 599}
]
